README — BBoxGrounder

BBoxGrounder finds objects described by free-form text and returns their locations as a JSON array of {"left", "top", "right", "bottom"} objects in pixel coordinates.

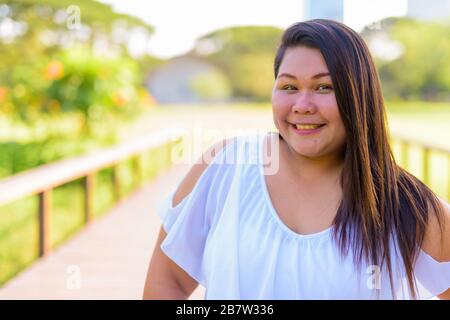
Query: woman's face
[{"left": 272, "top": 45, "right": 347, "bottom": 159}]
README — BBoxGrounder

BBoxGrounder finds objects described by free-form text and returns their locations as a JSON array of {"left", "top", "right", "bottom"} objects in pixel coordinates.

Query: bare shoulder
[
  {"left": 421, "top": 197, "right": 450, "bottom": 263},
  {"left": 172, "top": 137, "right": 235, "bottom": 207},
  {"left": 143, "top": 137, "right": 236, "bottom": 299}
]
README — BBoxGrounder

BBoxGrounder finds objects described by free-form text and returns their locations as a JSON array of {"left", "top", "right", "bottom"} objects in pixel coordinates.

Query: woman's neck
[{"left": 279, "top": 133, "right": 345, "bottom": 184}]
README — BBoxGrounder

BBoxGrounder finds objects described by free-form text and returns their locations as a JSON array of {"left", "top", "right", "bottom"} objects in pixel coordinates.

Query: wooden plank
[
  {"left": 392, "top": 134, "right": 449, "bottom": 155},
  {"left": 112, "top": 165, "right": 121, "bottom": 201},
  {"left": 84, "top": 174, "right": 95, "bottom": 224},
  {"left": 133, "top": 155, "right": 143, "bottom": 188},
  {"left": 38, "top": 190, "right": 52, "bottom": 257}
]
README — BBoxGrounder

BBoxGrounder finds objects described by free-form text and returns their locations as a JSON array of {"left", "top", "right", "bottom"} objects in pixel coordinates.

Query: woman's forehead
[
  {"left": 279, "top": 46, "right": 329, "bottom": 78},
  {"left": 277, "top": 47, "right": 329, "bottom": 80}
]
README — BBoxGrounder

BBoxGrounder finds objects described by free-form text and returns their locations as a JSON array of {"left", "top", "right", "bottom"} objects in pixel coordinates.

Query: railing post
[
  {"left": 84, "top": 173, "right": 95, "bottom": 224},
  {"left": 133, "top": 155, "right": 143, "bottom": 188},
  {"left": 173, "top": 136, "right": 184, "bottom": 165},
  {"left": 38, "top": 189, "right": 52, "bottom": 257},
  {"left": 422, "top": 147, "right": 430, "bottom": 185},
  {"left": 112, "top": 165, "right": 121, "bottom": 201}
]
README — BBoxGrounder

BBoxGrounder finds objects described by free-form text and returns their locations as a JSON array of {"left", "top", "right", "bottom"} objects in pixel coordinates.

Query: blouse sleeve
[
  {"left": 153, "top": 140, "right": 234, "bottom": 286},
  {"left": 414, "top": 249, "right": 450, "bottom": 299}
]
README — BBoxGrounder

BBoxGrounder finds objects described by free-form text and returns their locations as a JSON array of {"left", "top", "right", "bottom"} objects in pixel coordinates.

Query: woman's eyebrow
[
  {"left": 277, "top": 72, "right": 331, "bottom": 80},
  {"left": 311, "top": 72, "right": 330, "bottom": 79}
]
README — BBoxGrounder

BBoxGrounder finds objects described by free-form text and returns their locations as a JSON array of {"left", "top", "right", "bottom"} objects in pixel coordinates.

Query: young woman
[{"left": 143, "top": 19, "right": 450, "bottom": 300}]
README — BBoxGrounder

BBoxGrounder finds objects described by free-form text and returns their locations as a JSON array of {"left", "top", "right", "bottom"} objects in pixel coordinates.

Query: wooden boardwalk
[{"left": 0, "top": 163, "right": 205, "bottom": 300}]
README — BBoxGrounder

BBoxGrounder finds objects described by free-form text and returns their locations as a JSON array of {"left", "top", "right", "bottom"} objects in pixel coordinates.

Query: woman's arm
[
  {"left": 421, "top": 198, "right": 450, "bottom": 299},
  {"left": 142, "top": 138, "right": 232, "bottom": 299},
  {"left": 142, "top": 227, "right": 199, "bottom": 299}
]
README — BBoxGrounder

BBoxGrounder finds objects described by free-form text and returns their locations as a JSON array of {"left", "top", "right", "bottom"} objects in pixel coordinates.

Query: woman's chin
[{"left": 288, "top": 143, "right": 324, "bottom": 159}]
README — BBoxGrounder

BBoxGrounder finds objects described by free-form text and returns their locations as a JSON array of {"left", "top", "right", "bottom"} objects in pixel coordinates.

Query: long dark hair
[{"left": 274, "top": 19, "right": 444, "bottom": 298}]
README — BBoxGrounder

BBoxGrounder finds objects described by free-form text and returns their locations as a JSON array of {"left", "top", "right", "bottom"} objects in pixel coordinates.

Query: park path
[
  {"left": 0, "top": 163, "right": 208, "bottom": 299},
  {"left": 0, "top": 106, "right": 274, "bottom": 299}
]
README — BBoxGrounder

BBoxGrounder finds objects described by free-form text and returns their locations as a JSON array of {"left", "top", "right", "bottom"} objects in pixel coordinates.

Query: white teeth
[{"left": 295, "top": 124, "right": 323, "bottom": 130}]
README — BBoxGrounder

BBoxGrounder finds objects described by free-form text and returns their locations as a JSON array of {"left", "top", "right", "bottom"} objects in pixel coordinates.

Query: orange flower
[
  {"left": 45, "top": 61, "right": 64, "bottom": 80},
  {"left": 0, "top": 86, "right": 8, "bottom": 103},
  {"left": 112, "top": 91, "right": 127, "bottom": 107}
]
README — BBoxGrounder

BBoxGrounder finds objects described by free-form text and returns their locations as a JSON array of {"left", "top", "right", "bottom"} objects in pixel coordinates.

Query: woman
[{"left": 143, "top": 19, "right": 450, "bottom": 299}]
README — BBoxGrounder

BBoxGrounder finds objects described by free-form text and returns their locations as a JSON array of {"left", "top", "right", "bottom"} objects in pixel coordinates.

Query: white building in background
[
  {"left": 302, "top": 0, "right": 345, "bottom": 22},
  {"left": 407, "top": 0, "right": 450, "bottom": 21},
  {"left": 146, "top": 56, "right": 231, "bottom": 104}
]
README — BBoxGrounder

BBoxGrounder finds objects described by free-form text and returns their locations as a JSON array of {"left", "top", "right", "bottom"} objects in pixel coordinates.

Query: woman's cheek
[
  {"left": 272, "top": 92, "right": 292, "bottom": 109},
  {"left": 271, "top": 92, "right": 287, "bottom": 130}
]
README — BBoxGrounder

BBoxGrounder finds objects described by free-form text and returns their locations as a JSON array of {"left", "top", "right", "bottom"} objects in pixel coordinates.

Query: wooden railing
[
  {"left": 0, "top": 127, "right": 186, "bottom": 258},
  {"left": 391, "top": 135, "right": 450, "bottom": 201}
]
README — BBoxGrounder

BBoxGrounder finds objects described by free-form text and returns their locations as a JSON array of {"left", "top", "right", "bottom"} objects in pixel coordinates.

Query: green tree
[
  {"left": 362, "top": 17, "right": 450, "bottom": 101},
  {"left": 190, "top": 69, "right": 232, "bottom": 101},
  {"left": 193, "top": 26, "right": 282, "bottom": 101},
  {"left": 0, "top": 0, "right": 154, "bottom": 76},
  {"left": 0, "top": 0, "right": 160, "bottom": 123}
]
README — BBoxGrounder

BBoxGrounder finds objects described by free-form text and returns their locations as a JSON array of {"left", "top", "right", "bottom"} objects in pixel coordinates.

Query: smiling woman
[
  {"left": 272, "top": 46, "right": 346, "bottom": 159},
  {"left": 143, "top": 19, "right": 450, "bottom": 300}
]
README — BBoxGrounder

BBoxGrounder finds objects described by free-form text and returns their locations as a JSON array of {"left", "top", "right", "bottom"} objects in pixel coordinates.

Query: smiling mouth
[
  {"left": 294, "top": 123, "right": 325, "bottom": 130},
  {"left": 289, "top": 122, "right": 326, "bottom": 130}
]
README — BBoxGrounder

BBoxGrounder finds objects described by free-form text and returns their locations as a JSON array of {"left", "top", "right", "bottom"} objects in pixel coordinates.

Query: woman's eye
[
  {"left": 282, "top": 85, "right": 297, "bottom": 91},
  {"left": 316, "top": 84, "right": 333, "bottom": 92}
]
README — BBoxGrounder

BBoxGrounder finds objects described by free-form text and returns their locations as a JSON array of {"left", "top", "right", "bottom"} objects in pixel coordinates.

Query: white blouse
[{"left": 154, "top": 132, "right": 450, "bottom": 299}]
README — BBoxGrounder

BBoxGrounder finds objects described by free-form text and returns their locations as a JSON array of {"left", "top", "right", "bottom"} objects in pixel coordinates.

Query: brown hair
[{"left": 274, "top": 19, "right": 444, "bottom": 298}]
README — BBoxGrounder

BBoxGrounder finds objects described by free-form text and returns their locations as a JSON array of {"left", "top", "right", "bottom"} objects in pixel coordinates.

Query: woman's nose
[{"left": 291, "top": 91, "right": 317, "bottom": 114}]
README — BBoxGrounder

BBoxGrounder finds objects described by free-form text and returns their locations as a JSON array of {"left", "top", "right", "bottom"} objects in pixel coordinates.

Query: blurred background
[{"left": 0, "top": 0, "right": 448, "bottom": 299}]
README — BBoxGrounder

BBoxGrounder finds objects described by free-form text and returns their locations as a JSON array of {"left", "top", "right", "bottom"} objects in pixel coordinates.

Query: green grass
[
  {"left": 387, "top": 100, "right": 450, "bottom": 150},
  {"left": 0, "top": 142, "right": 173, "bottom": 286}
]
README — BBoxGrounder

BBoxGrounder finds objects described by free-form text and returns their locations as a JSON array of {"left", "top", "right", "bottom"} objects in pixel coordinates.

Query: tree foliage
[
  {"left": 0, "top": 0, "right": 157, "bottom": 123},
  {"left": 194, "top": 26, "right": 283, "bottom": 101},
  {"left": 362, "top": 17, "right": 450, "bottom": 101}
]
